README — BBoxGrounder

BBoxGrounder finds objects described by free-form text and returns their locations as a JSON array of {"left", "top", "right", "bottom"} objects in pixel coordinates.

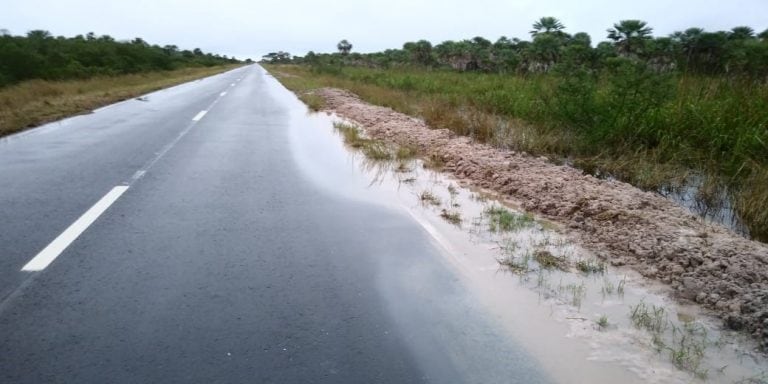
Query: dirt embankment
[{"left": 313, "top": 87, "right": 768, "bottom": 348}]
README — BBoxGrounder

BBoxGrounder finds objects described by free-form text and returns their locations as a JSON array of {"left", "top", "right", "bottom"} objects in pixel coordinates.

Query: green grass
[
  {"left": 533, "top": 249, "right": 567, "bottom": 270},
  {"left": 596, "top": 315, "right": 610, "bottom": 330},
  {"left": 630, "top": 302, "right": 669, "bottom": 334},
  {"left": 576, "top": 259, "right": 607, "bottom": 275},
  {"left": 267, "top": 64, "right": 768, "bottom": 242},
  {"left": 485, "top": 205, "right": 535, "bottom": 232},
  {"left": 298, "top": 92, "right": 325, "bottom": 111},
  {"left": 0, "top": 64, "right": 242, "bottom": 137},
  {"left": 333, "top": 122, "right": 393, "bottom": 160}
]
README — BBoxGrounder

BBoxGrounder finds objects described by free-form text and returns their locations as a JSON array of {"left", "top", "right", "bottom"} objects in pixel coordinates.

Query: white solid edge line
[
  {"left": 21, "top": 186, "right": 129, "bottom": 272},
  {"left": 192, "top": 110, "right": 207, "bottom": 121}
]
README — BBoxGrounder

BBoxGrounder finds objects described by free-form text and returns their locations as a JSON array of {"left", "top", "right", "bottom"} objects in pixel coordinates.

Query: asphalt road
[{"left": 0, "top": 65, "right": 551, "bottom": 383}]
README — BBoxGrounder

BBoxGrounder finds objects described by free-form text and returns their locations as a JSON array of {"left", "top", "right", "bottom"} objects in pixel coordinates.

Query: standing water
[{"left": 262, "top": 68, "right": 767, "bottom": 383}]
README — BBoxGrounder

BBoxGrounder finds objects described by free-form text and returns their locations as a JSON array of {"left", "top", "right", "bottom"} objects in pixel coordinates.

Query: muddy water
[
  {"left": 662, "top": 179, "right": 751, "bottom": 239},
  {"left": 265, "top": 71, "right": 767, "bottom": 383}
]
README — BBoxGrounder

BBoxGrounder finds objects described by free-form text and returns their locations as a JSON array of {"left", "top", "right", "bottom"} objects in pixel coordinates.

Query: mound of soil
[{"left": 314, "top": 87, "right": 768, "bottom": 348}]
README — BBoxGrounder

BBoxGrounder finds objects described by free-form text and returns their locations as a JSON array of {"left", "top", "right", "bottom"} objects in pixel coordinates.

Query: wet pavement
[{"left": 0, "top": 66, "right": 551, "bottom": 383}]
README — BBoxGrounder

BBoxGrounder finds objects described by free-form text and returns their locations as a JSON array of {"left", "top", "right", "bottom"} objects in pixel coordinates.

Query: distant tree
[
  {"left": 0, "top": 28, "right": 10, "bottom": 36},
  {"left": 729, "top": 26, "right": 755, "bottom": 40},
  {"left": 0, "top": 31, "right": 237, "bottom": 87},
  {"left": 26, "top": 30, "right": 51, "bottom": 40},
  {"left": 570, "top": 32, "right": 591, "bottom": 47},
  {"left": 403, "top": 40, "right": 433, "bottom": 66},
  {"left": 527, "top": 33, "right": 563, "bottom": 71},
  {"left": 531, "top": 17, "right": 565, "bottom": 37},
  {"left": 337, "top": 39, "right": 352, "bottom": 55},
  {"left": 760, "top": 29, "right": 768, "bottom": 41},
  {"left": 261, "top": 51, "right": 291, "bottom": 63},
  {"left": 607, "top": 20, "right": 653, "bottom": 55},
  {"left": 162, "top": 45, "right": 179, "bottom": 55}
]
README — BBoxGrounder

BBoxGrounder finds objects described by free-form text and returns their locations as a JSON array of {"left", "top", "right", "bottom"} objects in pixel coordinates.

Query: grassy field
[
  {"left": 267, "top": 64, "right": 768, "bottom": 241},
  {"left": 0, "top": 64, "right": 242, "bottom": 137}
]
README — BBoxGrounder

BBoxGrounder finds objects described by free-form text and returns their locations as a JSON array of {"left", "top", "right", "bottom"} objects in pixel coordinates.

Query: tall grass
[
  {"left": 268, "top": 64, "right": 768, "bottom": 241},
  {"left": 0, "top": 64, "right": 242, "bottom": 136}
]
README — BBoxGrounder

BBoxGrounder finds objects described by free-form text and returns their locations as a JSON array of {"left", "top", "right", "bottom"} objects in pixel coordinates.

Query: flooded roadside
[{"left": 264, "top": 70, "right": 767, "bottom": 383}]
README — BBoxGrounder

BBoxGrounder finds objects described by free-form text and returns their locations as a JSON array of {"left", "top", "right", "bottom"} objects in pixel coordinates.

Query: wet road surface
[{"left": 0, "top": 65, "right": 550, "bottom": 383}]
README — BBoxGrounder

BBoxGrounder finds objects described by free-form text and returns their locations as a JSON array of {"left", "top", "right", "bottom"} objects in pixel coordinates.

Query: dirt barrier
[{"left": 311, "top": 87, "right": 768, "bottom": 348}]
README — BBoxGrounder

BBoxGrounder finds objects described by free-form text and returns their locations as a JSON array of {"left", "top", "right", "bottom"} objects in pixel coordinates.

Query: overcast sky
[{"left": 3, "top": 0, "right": 767, "bottom": 59}]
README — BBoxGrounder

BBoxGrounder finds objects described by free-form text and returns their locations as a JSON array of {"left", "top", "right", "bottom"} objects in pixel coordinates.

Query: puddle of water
[
  {"left": 263, "top": 69, "right": 768, "bottom": 384},
  {"left": 662, "top": 177, "right": 751, "bottom": 239}
]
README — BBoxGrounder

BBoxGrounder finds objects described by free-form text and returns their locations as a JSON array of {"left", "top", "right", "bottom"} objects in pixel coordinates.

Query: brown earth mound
[{"left": 313, "top": 87, "right": 768, "bottom": 348}]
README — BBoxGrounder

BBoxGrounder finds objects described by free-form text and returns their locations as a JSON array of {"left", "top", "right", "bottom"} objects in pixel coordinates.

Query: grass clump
[
  {"left": 298, "top": 92, "right": 325, "bottom": 111},
  {"left": 630, "top": 302, "right": 668, "bottom": 334},
  {"left": 419, "top": 190, "right": 441, "bottom": 206},
  {"left": 668, "top": 323, "right": 709, "bottom": 379},
  {"left": 396, "top": 145, "right": 419, "bottom": 160},
  {"left": 361, "top": 142, "right": 392, "bottom": 160},
  {"left": 498, "top": 243, "right": 531, "bottom": 274},
  {"left": 533, "top": 249, "right": 567, "bottom": 270},
  {"left": 557, "top": 281, "right": 587, "bottom": 309},
  {"left": 333, "top": 122, "right": 392, "bottom": 160},
  {"left": 485, "top": 205, "right": 535, "bottom": 232},
  {"left": 596, "top": 315, "right": 610, "bottom": 330},
  {"left": 576, "top": 259, "right": 607, "bottom": 275},
  {"left": 440, "top": 209, "right": 462, "bottom": 225}
]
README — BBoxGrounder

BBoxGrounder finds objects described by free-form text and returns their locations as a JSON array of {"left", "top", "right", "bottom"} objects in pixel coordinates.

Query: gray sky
[{"left": 3, "top": 0, "right": 767, "bottom": 59}]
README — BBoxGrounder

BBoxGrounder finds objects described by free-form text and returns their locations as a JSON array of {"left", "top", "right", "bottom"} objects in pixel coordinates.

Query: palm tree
[
  {"left": 607, "top": 20, "right": 653, "bottom": 55},
  {"left": 337, "top": 39, "right": 352, "bottom": 56},
  {"left": 531, "top": 17, "right": 565, "bottom": 37},
  {"left": 403, "top": 40, "right": 433, "bottom": 65},
  {"left": 760, "top": 29, "right": 768, "bottom": 41},
  {"left": 729, "top": 26, "right": 755, "bottom": 40}
]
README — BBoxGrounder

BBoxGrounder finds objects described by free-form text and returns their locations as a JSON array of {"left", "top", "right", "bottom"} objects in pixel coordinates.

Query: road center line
[
  {"left": 192, "top": 110, "right": 207, "bottom": 121},
  {"left": 21, "top": 186, "right": 129, "bottom": 272}
]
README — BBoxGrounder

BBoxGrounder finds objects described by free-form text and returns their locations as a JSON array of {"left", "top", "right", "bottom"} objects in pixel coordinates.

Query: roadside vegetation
[
  {"left": 266, "top": 19, "right": 768, "bottom": 242},
  {"left": 0, "top": 30, "right": 245, "bottom": 136}
]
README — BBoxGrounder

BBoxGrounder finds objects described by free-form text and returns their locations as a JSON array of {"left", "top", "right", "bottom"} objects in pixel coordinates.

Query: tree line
[
  {"left": 290, "top": 18, "right": 768, "bottom": 77},
  {"left": 0, "top": 29, "right": 244, "bottom": 87}
]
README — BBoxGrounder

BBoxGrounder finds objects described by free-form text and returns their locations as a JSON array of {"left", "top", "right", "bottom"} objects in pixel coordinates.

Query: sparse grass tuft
[
  {"left": 498, "top": 244, "right": 531, "bottom": 274},
  {"left": 596, "top": 315, "right": 609, "bottom": 330},
  {"left": 485, "top": 205, "right": 535, "bottom": 232},
  {"left": 298, "top": 92, "right": 325, "bottom": 111},
  {"left": 419, "top": 190, "right": 441, "bottom": 206},
  {"left": 361, "top": 141, "right": 392, "bottom": 160},
  {"left": 576, "top": 259, "right": 607, "bottom": 275},
  {"left": 333, "top": 122, "right": 392, "bottom": 160},
  {"left": 423, "top": 153, "right": 445, "bottom": 170},
  {"left": 395, "top": 161, "right": 411, "bottom": 173},
  {"left": 630, "top": 302, "right": 668, "bottom": 334},
  {"left": 533, "top": 249, "right": 567, "bottom": 270},
  {"left": 440, "top": 209, "right": 462, "bottom": 225},
  {"left": 396, "top": 145, "right": 419, "bottom": 160}
]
